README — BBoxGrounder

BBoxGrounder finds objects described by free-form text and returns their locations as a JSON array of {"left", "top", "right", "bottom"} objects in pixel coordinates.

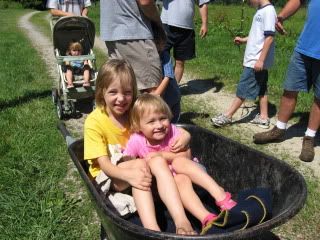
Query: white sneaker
[
  {"left": 211, "top": 113, "right": 232, "bottom": 127},
  {"left": 249, "top": 114, "right": 270, "bottom": 129}
]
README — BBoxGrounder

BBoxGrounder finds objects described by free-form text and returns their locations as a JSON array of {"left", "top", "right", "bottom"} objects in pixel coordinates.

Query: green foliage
[{"left": 0, "top": 9, "right": 99, "bottom": 239}]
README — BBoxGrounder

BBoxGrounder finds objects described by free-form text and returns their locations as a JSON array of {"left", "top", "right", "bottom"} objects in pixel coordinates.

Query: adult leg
[
  {"left": 277, "top": 90, "right": 298, "bottom": 123},
  {"left": 174, "top": 59, "right": 185, "bottom": 83},
  {"left": 300, "top": 97, "right": 320, "bottom": 162},
  {"left": 148, "top": 156, "right": 195, "bottom": 234}
]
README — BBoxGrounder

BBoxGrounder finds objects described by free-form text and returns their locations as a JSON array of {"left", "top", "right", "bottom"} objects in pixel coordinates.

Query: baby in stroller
[{"left": 65, "top": 41, "right": 91, "bottom": 88}]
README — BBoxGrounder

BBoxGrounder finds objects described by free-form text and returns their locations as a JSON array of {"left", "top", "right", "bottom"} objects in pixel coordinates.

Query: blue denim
[
  {"left": 236, "top": 67, "right": 268, "bottom": 100},
  {"left": 161, "top": 51, "right": 181, "bottom": 123},
  {"left": 283, "top": 50, "right": 320, "bottom": 99}
]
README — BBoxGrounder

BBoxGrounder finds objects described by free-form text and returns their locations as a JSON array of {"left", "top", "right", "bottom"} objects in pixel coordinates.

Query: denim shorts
[
  {"left": 236, "top": 67, "right": 268, "bottom": 100},
  {"left": 283, "top": 51, "right": 320, "bottom": 99}
]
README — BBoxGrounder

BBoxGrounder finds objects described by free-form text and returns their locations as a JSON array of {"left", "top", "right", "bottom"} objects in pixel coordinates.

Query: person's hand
[
  {"left": 199, "top": 23, "right": 208, "bottom": 38},
  {"left": 254, "top": 60, "right": 264, "bottom": 72},
  {"left": 275, "top": 16, "right": 287, "bottom": 35},
  {"left": 126, "top": 162, "right": 152, "bottom": 191},
  {"left": 234, "top": 36, "right": 245, "bottom": 45},
  {"left": 170, "top": 137, "right": 189, "bottom": 153}
]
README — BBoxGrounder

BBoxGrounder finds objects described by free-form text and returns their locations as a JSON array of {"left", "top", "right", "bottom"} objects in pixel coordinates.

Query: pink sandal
[
  {"left": 215, "top": 192, "right": 237, "bottom": 210},
  {"left": 201, "top": 213, "right": 218, "bottom": 228}
]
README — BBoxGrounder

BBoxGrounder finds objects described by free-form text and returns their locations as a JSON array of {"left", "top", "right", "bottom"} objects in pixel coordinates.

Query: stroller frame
[{"left": 51, "top": 16, "right": 97, "bottom": 119}]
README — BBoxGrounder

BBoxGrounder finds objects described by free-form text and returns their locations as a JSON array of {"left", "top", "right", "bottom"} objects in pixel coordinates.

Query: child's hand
[
  {"left": 234, "top": 37, "right": 244, "bottom": 45},
  {"left": 127, "top": 161, "right": 152, "bottom": 191},
  {"left": 170, "top": 137, "right": 189, "bottom": 153},
  {"left": 254, "top": 60, "right": 264, "bottom": 72}
]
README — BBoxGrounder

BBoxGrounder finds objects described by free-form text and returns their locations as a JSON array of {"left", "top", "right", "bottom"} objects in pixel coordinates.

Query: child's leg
[
  {"left": 66, "top": 69, "right": 74, "bottom": 87},
  {"left": 132, "top": 188, "right": 160, "bottom": 231},
  {"left": 174, "top": 174, "right": 214, "bottom": 224},
  {"left": 224, "top": 96, "right": 245, "bottom": 118},
  {"left": 148, "top": 156, "right": 195, "bottom": 234},
  {"left": 83, "top": 68, "right": 90, "bottom": 86},
  {"left": 172, "top": 157, "right": 227, "bottom": 202},
  {"left": 259, "top": 95, "right": 269, "bottom": 120}
]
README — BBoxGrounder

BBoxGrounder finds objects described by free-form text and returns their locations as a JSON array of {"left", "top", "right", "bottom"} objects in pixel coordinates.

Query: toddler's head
[
  {"left": 67, "top": 42, "right": 83, "bottom": 56},
  {"left": 95, "top": 59, "right": 138, "bottom": 109},
  {"left": 130, "top": 93, "right": 173, "bottom": 133}
]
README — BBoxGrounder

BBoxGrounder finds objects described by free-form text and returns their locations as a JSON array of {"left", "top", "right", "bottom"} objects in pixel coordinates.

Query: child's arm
[
  {"left": 254, "top": 35, "right": 274, "bottom": 72},
  {"left": 198, "top": 3, "right": 208, "bottom": 38},
  {"left": 152, "top": 77, "right": 170, "bottom": 96},
  {"left": 234, "top": 36, "right": 248, "bottom": 45}
]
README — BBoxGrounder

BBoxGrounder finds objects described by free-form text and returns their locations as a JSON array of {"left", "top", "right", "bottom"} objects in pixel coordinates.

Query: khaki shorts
[{"left": 106, "top": 40, "right": 162, "bottom": 90}]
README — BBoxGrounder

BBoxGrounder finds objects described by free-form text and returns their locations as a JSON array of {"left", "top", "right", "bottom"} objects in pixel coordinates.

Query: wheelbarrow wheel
[
  {"left": 52, "top": 88, "right": 58, "bottom": 105},
  {"left": 56, "top": 100, "right": 64, "bottom": 120}
]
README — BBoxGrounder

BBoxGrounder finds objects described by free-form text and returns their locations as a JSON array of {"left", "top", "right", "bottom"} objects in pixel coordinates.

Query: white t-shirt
[
  {"left": 46, "top": 0, "right": 91, "bottom": 16},
  {"left": 161, "top": 0, "right": 210, "bottom": 30},
  {"left": 243, "top": 4, "right": 276, "bottom": 69}
]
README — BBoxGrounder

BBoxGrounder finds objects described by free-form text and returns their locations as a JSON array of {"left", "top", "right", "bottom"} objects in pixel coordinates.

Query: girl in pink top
[{"left": 125, "top": 94, "right": 237, "bottom": 234}]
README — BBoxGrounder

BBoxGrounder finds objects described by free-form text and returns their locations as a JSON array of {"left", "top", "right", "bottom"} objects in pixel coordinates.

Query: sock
[
  {"left": 305, "top": 128, "right": 316, "bottom": 138},
  {"left": 276, "top": 120, "right": 287, "bottom": 130}
]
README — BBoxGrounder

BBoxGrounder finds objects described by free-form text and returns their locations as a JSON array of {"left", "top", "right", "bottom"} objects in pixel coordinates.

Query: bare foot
[{"left": 175, "top": 221, "right": 197, "bottom": 235}]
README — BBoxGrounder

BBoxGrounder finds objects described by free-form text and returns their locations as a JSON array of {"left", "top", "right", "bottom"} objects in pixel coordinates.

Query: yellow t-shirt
[{"left": 84, "top": 107, "right": 130, "bottom": 177}]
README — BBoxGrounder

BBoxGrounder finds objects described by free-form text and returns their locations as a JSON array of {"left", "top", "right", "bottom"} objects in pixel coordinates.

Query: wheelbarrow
[{"left": 58, "top": 122, "right": 307, "bottom": 239}]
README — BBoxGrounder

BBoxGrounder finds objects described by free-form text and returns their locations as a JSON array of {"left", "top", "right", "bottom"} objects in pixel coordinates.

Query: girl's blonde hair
[
  {"left": 130, "top": 93, "right": 173, "bottom": 132},
  {"left": 95, "top": 59, "right": 138, "bottom": 108},
  {"left": 67, "top": 41, "right": 83, "bottom": 54}
]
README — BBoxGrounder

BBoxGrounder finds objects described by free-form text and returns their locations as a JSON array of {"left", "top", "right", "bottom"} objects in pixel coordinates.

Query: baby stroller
[{"left": 51, "top": 16, "right": 97, "bottom": 119}]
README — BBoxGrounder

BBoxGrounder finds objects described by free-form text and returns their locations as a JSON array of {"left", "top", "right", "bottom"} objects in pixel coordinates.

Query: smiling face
[
  {"left": 103, "top": 78, "right": 134, "bottom": 119},
  {"left": 139, "top": 108, "right": 171, "bottom": 145}
]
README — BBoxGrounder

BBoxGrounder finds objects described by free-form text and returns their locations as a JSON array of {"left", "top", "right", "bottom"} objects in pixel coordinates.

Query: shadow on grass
[
  {"left": 0, "top": 90, "right": 51, "bottom": 111},
  {"left": 232, "top": 101, "right": 278, "bottom": 125},
  {"left": 180, "top": 77, "right": 224, "bottom": 96},
  {"left": 178, "top": 111, "right": 210, "bottom": 125}
]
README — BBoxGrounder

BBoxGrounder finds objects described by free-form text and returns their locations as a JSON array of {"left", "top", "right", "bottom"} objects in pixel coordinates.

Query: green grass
[{"left": 0, "top": 9, "right": 99, "bottom": 239}]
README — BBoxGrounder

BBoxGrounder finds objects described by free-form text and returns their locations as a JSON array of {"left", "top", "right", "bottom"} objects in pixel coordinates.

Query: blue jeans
[
  {"left": 236, "top": 67, "right": 268, "bottom": 100},
  {"left": 283, "top": 50, "right": 320, "bottom": 99}
]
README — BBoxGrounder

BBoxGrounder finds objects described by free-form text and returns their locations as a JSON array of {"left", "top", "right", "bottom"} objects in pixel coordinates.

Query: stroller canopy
[{"left": 53, "top": 16, "right": 95, "bottom": 56}]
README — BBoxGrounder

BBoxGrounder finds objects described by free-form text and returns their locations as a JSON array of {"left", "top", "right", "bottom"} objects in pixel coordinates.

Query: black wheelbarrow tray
[{"left": 63, "top": 124, "right": 307, "bottom": 240}]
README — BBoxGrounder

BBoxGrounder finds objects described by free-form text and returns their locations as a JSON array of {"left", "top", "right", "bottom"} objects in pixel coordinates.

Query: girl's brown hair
[
  {"left": 130, "top": 93, "right": 173, "bottom": 132},
  {"left": 95, "top": 59, "right": 138, "bottom": 108},
  {"left": 67, "top": 41, "right": 83, "bottom": 54}
]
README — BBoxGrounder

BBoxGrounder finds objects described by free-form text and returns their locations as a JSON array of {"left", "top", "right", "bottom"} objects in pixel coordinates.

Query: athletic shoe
[
  {"left": 253, "top": 126, "right": 285, "bottom": 144},
  {"left": 211, "top": 113, "right": 232, "bottom": 127},
  {"left": 249, "top": 114, "right": 270, "bottom": 129},
  {"left": 299, "top": 136, "right": 315, "bottom": 162}
]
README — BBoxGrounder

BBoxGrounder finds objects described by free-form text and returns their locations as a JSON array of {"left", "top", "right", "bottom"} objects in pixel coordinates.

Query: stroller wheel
[
  {"left": 68, "top": 100, "right": 76, "bottom": 117},
  {"left": 52, "top": 88, "right": 58, "bottom": 105},
  {"left": 56, "top": 100, "right": 64, "bottom": 120}
]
